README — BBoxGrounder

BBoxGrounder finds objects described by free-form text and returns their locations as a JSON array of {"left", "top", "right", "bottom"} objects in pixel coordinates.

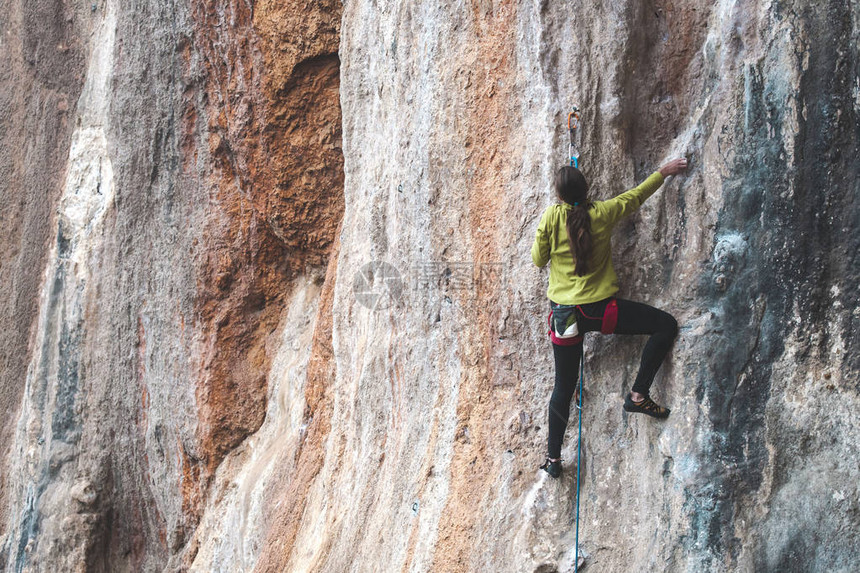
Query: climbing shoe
[
  {"left": 540, "top": 457, "right": 562, "bottom": 479},
  {"left": 623, "top": 393, "right": 670, "bottom": 419}
]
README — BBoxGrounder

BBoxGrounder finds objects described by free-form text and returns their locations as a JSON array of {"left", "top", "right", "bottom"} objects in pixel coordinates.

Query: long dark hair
[{"left": 554, "top": 165, "right": 592, "bottom": 276}]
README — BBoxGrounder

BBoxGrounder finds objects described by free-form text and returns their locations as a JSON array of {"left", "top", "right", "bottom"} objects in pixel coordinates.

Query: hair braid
[{"left": 554, "top": 166, "right": 592, "bottom": 276}]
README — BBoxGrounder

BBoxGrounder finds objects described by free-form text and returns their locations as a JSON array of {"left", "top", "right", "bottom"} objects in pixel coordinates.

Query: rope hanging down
[
  {"left": 574, "top": 349, "right": 584, "bottom": 572},
  {"left": 568, "top": 105, "right": 585, "bottom": 572}
]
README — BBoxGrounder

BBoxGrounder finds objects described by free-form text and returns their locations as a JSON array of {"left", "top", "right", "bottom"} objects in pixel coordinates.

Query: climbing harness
[
  {"left": 575, "top": 298, "right": 619, "bottom": 335},
  {"left": 568, "top": 107, "right": 581, "bottom": 168}
]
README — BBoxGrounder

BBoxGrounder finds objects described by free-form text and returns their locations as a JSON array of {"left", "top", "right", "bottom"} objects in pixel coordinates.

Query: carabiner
[{"left": 568, "top": 107, "right": 581, "bottom": 131}]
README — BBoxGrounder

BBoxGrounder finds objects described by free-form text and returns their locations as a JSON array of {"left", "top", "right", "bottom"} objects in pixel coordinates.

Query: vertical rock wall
[
  {"left": 0, "top": 0, "right": 857, "bottom": 572},
  {"left": 0, "top": 0, "right": 89, "bottom": 540},
  {"left": 324, "top": 0, "right": 859, "bottom": 571},
  {"left": 0, "top": 0, "right": 342, "bottom": 570}
]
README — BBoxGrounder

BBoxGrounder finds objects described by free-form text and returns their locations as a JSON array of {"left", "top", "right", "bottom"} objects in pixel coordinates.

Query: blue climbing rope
[
  {"left": 574, "top": 347, "right": 584, "bottom": 572},
  {"left": 569, "top": 104, "right": 584, "bottom": 572}
]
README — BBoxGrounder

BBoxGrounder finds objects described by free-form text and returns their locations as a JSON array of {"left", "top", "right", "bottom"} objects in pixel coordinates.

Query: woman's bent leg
[
  {"left": 548, "top": 341, "right": 583, "bottom": 459},
  {"left": 613, "top": 298, "right": 678, "bottom": 396}
]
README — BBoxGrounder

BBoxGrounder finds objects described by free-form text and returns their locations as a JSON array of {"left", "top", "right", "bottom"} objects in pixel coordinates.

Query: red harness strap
[
  {"left": 573, "top": 298, "right": 619, "bottom": 335},
  {"left": 547, "top": 299, "right": 617, "bottom": 344}
]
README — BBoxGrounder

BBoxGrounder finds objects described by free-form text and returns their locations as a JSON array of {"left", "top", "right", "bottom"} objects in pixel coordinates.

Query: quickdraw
[{"left": 568, "top": 106, "right": 581, "bottom": 168}]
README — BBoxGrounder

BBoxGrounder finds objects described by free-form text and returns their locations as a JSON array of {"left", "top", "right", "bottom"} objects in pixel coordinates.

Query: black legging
[{"left": 547, "top": 297, "right": 678, "bottom": 459}]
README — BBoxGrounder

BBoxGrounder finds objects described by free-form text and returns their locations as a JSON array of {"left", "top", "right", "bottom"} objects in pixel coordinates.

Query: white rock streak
[
  {"left": 190, "top": 275, "right": 319, "bottom": 572},
  {"left": 1, "top": 2, "right": 117, "bottom": 569}
]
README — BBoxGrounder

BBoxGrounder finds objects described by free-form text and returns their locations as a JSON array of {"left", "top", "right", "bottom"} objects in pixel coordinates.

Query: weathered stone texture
[
  {"left": 0, "top": 0, "right": 89, "bottom": 539},
  {"left": 1, "top": 0, "right": 858, "bottom": 572},
  {"left": 0, "top": 0, "right": 342, "bottom": 570},
  {"left": 325, "top": 1, "right": 859, "bottom": 571}
]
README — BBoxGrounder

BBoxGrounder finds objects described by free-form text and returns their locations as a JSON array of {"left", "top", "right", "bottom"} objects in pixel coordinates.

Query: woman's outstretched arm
[{"left": 601, "top": 158, "right": 689, "bottom": 226}]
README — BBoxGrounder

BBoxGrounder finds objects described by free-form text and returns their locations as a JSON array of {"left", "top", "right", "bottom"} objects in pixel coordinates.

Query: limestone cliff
[{"left": 0, "top": 0, "right": 857, "bottom": 572}]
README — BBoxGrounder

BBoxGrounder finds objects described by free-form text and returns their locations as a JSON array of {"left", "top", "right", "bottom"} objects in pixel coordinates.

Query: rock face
[
  {"left": 1, "top": 0, "right": 857, "bottom": 572},
  {"left": 0, "top": 0, "right": 342, "bottom": 570}
]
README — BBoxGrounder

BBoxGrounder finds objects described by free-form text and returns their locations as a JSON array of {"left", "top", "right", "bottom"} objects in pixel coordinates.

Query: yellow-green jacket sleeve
[
  {"left": 600, "top": 171, "right": 665, "bottom": 227},
  {"left": 531, "top": 207, "right": 551, "bottom": 268}
]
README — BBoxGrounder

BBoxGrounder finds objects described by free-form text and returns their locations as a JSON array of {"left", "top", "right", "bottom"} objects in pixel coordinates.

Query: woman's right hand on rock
[{"left": 659, "top": 157, "right": 688, "bottom": 177}]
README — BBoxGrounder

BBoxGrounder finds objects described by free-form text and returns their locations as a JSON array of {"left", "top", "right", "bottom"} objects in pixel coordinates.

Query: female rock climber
[{"left": 531, "top": 157, "right": 688, "bottom": 478}]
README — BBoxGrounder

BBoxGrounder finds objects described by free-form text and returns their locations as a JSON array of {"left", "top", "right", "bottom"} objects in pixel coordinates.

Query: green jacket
[{"left": 531, "top": 171, "right": 665, "bottom": 304}]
